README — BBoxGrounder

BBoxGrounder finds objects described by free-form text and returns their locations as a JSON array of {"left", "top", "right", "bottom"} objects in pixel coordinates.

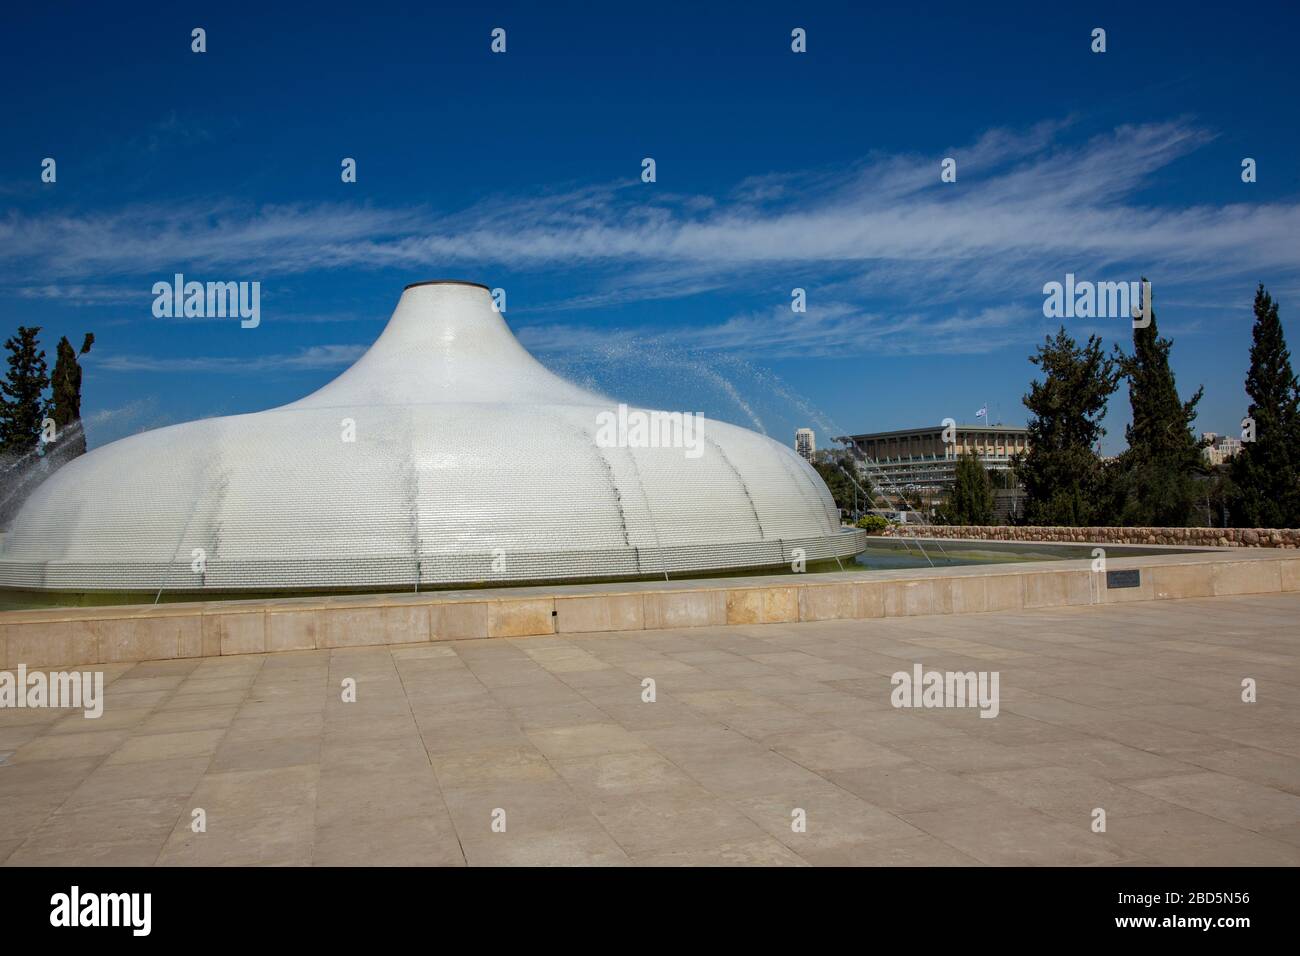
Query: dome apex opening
[{"left": 402, "top": 279, "right": 491, "bottom": 291}]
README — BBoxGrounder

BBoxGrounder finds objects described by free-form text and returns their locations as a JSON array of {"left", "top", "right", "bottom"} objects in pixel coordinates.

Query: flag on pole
[{"left": 976, "top": 405, "right": 987, "bottom": 419}]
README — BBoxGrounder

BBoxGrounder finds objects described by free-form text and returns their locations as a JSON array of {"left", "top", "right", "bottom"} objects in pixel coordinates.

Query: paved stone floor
[{"left": 1, "top": 592, "right": 1298, "bottom": 866}]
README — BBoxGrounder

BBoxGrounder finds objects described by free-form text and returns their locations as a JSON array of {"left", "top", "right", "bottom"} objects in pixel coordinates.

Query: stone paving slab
[{"left": 1, "top": 592, "right": 1298, "bottom": 866}]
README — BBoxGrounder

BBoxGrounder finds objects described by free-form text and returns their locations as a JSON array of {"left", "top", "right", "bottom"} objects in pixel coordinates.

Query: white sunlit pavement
[{"left": 1, "top": 592, "right": 1297, "bottom": 867}]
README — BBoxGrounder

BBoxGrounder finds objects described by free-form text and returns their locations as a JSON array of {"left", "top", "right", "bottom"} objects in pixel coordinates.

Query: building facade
[
  {"left": 1201, "top": 432, "right": 1244, "bottom": 467},
  {"left": 794, "top": 428, "right": 816, "bottom": 462},
  {"left": 837, "top": 424, "right": 1030, "bottom": 495}
]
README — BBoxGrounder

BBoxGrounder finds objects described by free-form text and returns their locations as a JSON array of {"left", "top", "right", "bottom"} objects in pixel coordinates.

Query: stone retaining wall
[
  {"left": 879, "top": 525, "right": 1299, "bottom": 548},
  {"left": 2, "top": 550, "right": 1298, "bottom": 668}
]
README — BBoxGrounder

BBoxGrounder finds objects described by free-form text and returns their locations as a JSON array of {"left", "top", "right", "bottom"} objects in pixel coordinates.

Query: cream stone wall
[
  {"left": 880, "top": 526, "right": 1300, "bottom": 548},
  {"left": 2, "top": 548, "right": 1297, "bottom": 668}
]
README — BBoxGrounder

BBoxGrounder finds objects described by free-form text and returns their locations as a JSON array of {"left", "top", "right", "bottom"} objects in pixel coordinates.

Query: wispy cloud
[
  {"left": 0, "top": 203, "right": 421, "bottom": 278},
  {"left": 518, "top": 301, "right": 1022, "bottom": 359},
  {"left": 16, "top": 284, "right": 150, "bottom": 305},
  {"left": 5, "top": 116, "right": 1298, "bottom": 376},
  {"left": 88, "top": 344, "right": 365, "bottom": 374},
  {"left": 5, "top": 119, "right": 1296, "bottom": 294}
]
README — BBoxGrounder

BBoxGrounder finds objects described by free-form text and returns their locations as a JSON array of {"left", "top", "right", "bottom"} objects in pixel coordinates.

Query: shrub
[{"left": 855, "top": 514, "right": 890, "bottom": 534}]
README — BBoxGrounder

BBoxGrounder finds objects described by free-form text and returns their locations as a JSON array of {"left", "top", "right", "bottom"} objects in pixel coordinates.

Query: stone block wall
[{"left": 879, "top": 526, "right": 1300, "bottom": 548}]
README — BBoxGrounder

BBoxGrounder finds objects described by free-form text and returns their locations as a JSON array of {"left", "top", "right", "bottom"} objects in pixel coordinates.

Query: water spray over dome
[{"left": 0, "top": 281, "right": 864, "bottom": 592}]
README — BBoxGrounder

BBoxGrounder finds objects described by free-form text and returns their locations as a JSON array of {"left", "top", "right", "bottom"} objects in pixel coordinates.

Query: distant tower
[{"left": 795, "top": 428, "right": 816, "bottom": 462}]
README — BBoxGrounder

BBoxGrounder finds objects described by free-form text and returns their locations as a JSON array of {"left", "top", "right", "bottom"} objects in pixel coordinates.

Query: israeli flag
[{"left": 976, "top": 405, "right": 987, "bottom": 418}]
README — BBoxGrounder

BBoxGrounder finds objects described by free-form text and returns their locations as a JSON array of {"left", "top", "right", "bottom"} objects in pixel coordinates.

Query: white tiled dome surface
[{"left": 0, "top": 283, "right": 864, "bottom": 591}]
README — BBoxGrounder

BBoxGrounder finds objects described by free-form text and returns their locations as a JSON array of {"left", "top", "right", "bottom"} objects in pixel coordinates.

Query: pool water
[{"left": 849, "top": 538, "right": 1201, "bottom": 571}]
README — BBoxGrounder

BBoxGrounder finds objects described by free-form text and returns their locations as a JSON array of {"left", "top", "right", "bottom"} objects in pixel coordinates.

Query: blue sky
[{"left": 3, "top": 1, "right": 1298, "bottom": 453}]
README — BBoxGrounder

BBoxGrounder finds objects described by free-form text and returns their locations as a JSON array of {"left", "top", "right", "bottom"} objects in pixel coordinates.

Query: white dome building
[{"left": 1, "top": 281, "right": 865, "bottom": 593}]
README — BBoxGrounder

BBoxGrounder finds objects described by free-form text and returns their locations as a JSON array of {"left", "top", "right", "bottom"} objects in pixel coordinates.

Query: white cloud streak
[
  {"left": 5, "top": 118, "right": 1297, "bottom": 365},
  {"left": 3, "top": 120, "right": 1295, "bottom": 287},
  {"left": 89, "top": 344, "right": 365, "bottom": 374}
]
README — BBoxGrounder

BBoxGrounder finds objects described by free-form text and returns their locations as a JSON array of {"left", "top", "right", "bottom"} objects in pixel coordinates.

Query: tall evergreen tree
[
  {"left": 1017, "top": 327, "right": 1119, "bottom": 526},
  {"left": 0, "top": 327, "right": 52, "bottom": 529},
  {"left": 0, "top": 327, "right": 50, "bottom": 455},
  {"left": 938, "top": 452, "right": 995, "bottom": 525},
  {"left": 1231, "top": 285, "right": 1300, "bottom": 527},
  {"left": 1112, "top": 287, "right": 1204, "bottom": 526},
  {"left": 48, "top": 332, "right": 95, "bottom": 465}
]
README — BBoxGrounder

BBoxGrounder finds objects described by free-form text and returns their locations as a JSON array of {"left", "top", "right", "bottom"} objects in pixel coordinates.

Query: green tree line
[{"left": 1014, "top": 283, "right": 1298, "bottom": 528}]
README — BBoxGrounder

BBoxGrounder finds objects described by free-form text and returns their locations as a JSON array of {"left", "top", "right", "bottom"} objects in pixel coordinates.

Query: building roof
[
  {"left": 836, "top": 423, "right": 1029, "bottom": 442},
  {"left": 2, "top": 283, "right": 858, "bottom": 591}
]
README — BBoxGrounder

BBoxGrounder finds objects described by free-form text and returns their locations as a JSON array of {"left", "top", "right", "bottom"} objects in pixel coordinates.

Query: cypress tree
[
  {"left": 1018, "top": 327, "right": 1119, "bottom": 526},
  {"left": 938, "top": 452, "right": 995, "bottom": 525},
  {"left": 1112, "top": 286, "right": 1204, "bottom": 526},
  {"left": 48, "top": 332, "right": 95, "bottom": 464},
  {"left": 1231, "top": 285, "right": 1300, "bottom": 527},
  {"left": 0, "top": 327, "right": 50, "bottom": 455},
  {"left": 0, "top": 327, "right": 52, "bottom": 529}
]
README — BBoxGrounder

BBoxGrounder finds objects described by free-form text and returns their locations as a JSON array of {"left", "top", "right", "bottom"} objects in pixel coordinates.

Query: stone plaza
[{"left": 2, "top": 590, "right": 1297, "bottom": 866}]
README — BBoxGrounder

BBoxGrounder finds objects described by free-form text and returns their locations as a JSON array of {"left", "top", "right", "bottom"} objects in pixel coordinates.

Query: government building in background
[{"left": 836, "top": 423, "right": 1031, "bottom": 520}]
